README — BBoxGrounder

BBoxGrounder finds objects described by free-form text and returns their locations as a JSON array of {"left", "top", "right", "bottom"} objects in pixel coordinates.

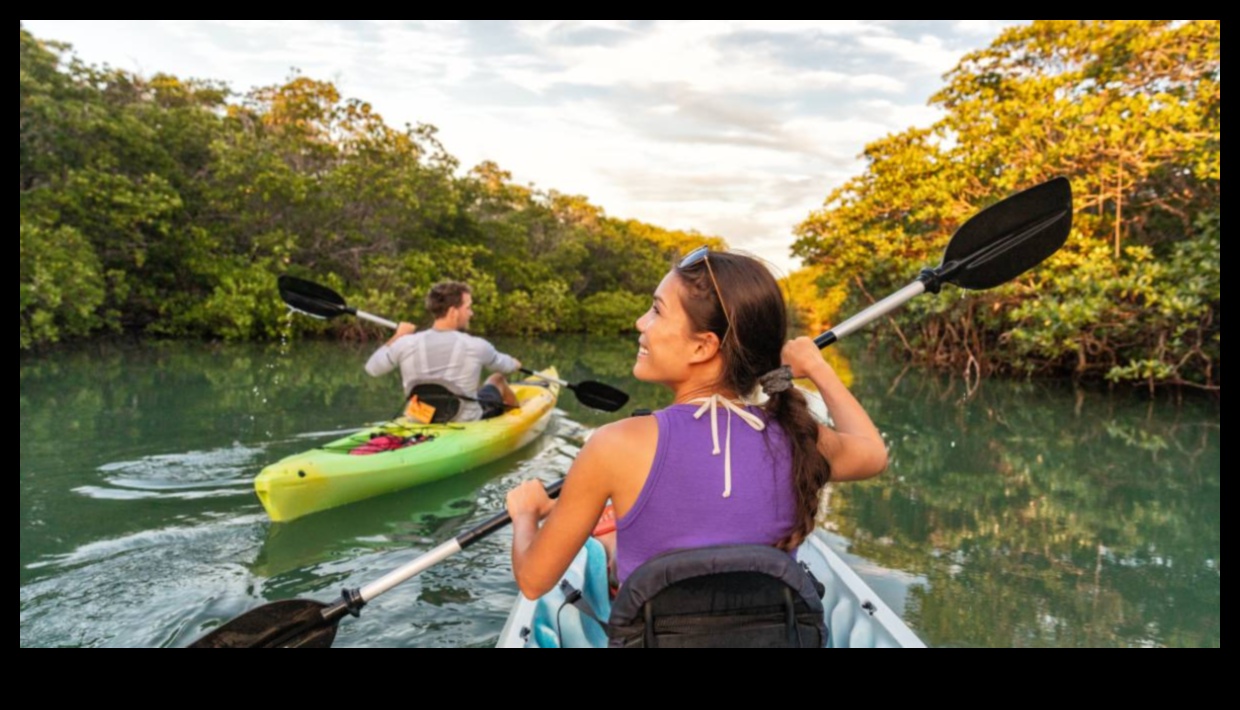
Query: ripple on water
[
  {"left": 20, "top": 513, "right": 269, "bottom": 648},
  {"left": 74, "top": 443, "right": 266, "bottom": 500}
]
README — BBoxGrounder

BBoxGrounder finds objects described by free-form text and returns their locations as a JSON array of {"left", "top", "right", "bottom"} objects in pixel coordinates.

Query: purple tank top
[{"left": 614, "top": 402, "right": 798, "bottom": 584}]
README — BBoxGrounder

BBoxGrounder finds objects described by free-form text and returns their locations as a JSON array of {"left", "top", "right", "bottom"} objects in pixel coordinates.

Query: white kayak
[{"left": 496, "top": 529, "right": 926, "bottom": 648}]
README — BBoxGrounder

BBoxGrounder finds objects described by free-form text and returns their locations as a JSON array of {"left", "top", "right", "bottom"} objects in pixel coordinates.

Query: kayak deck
[
  {"left": 496, "top": 529, "right": 925, "bottom": 648},
  {"left": 255, "top": 369, "right": 561, "bottom": 522}
]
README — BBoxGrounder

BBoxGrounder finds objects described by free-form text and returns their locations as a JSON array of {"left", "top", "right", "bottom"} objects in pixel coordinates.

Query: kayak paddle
[
  {"left": 188, "top": 478, "right": 565, "bottom": 648},
  {"left": 518, "top": 368, "right": 629, "bottom": 413},
  {"left": 277, "top": 275, "right": 630, "bottom": 412},
  {"left": 813, "top": 176, "right": 1073, "bottom": 349},
  {"left": 278, "top": 275, "right": 398, "bottom": 329}
]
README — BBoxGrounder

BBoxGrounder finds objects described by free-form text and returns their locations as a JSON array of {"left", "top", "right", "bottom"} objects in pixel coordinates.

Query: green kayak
[{"left": 255, "top": 369, "right": 561, "bottom": 522}]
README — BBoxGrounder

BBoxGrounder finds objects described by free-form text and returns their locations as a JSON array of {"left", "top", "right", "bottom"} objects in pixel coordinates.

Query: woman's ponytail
[{"left": 765, "top": 384, "right": 831, "bottom": 550}]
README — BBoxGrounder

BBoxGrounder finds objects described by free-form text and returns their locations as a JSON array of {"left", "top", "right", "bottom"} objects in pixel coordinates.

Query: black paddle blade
[
  {"left": 571, "top": 380, "right": 630, "bottom": 412},
  {"left": 188, "top": 599, "right": 339, "bottom": 648},
  {"left": 939, "top": 177, "right": 1073, "bottom": 290},
  {"left": 278, "top": 275, "right": 353, "bottom": 320}
]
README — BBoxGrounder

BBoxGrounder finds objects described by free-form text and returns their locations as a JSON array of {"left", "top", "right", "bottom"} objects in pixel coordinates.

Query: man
[{"left": 365, "top": 281, "right": 521, "bottom": 422}]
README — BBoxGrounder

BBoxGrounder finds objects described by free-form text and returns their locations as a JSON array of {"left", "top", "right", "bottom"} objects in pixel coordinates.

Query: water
[{"left": 19, "top": 336, "right": 1220, "bottom": 647}]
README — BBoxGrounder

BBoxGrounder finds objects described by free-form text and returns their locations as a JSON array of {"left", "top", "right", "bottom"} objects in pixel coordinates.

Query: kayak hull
[
  {"left": 256, "top": 369, "right": 561, "bottom": 522},
  {"left": 496, "top": 528, "right": 925, "bottom": 648}
]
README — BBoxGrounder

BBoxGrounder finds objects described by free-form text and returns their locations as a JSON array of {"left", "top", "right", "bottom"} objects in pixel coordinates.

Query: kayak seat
[
  {"left": 564, "top": 544, "right": 827, "bottom": 648},
  {"left": 526, "top": 537, "right": 612, "bottom": 648}
]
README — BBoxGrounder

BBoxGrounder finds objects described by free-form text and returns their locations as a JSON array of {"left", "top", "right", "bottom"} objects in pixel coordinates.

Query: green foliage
[
  {"left": 484, "top": 281, "right": 578, "bottom": 337},
  {"left": 791, "top": 20, "right": 1220, "bottom": 389},
  {"left": 580, "top": 291, "right": 647, "bottom": 335},
  {"left": 174, "top": 258, "right": 291, "bottom": 341},
  {"left": 999, "top": 212, "right": 1219, "bottom": 388},
  {"left": 18, "top": 26, "right": 725, "bottom": 351},
  {"left": 19, "top": 217, "right": 106, "bottom": 348}
]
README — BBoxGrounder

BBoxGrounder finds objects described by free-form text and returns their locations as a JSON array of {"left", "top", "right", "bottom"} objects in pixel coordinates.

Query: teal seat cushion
[{"left": 527, "top": 536, "right": 611, "bottom": 648}]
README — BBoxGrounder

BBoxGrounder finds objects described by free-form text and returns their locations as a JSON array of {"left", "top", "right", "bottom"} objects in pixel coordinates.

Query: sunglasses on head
[
  {"left": 676, "top": 246, "right": 735, "bottom": 345},
  {"left": 678, "top": 245, "right": 710, "bottom": 269}
]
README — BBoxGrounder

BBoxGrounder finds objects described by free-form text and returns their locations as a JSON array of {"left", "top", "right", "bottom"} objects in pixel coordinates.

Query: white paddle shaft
[
  {"left": 356, "top": 310, "right": 399, "bottom": 330},
  {"left": 360, "top": 539, "right": 464, "bottom": 602},
  {"left": 830, "top": 280, "right": 926, "bottom": 340}
]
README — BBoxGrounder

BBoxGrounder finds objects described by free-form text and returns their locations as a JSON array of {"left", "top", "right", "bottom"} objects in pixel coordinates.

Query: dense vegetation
[
  {"left": 21, "top": 22, "right": 1220, "bottom": 389},
  {"left": 20, "top": 26, "right": 721, "bottom": 351},
  {"left": 791, "top": 21, "right": 1219, "bottom": 390}
]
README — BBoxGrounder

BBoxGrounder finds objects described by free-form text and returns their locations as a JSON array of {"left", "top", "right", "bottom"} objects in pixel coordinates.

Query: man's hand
[{"left": 386, "top": 322, "right": 417, "bottom": 346}]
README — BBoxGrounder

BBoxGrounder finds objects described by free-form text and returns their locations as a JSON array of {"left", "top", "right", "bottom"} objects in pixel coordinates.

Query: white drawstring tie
[{"left": 689, "top": 394, "right": 766, "bottom": 498}]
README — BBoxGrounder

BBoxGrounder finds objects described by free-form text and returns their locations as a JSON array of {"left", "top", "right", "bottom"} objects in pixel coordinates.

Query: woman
[{"left": 506, "top": 248, "right": 888, "bottom": 599}]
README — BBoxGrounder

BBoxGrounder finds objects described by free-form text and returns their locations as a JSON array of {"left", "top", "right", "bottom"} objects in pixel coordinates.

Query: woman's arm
[
  {"left": 782, "top": 337, "right": 888, "bottom": 482},
  {"left": 507, "top": 423, "right": 619, "bottom": 599}
]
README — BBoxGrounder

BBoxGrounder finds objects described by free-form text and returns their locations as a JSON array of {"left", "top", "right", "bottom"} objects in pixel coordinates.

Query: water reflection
[{"left": 827, "top": 359, "right": 1221, "bottom": 648}]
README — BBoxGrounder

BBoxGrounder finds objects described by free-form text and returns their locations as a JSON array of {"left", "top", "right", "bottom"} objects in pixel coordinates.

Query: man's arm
[
  {"left": 480, "top": 339, "right": 521, "bottom": 374},
  {"left": 386, "top": 322, "right": 416, "bottom": 346},
  {"left": 365, "top": 323, "right": 417, "bottom": 378}
]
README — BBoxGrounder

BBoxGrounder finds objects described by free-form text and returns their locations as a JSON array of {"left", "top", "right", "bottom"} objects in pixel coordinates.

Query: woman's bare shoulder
[
  {"left": 571, "top": 413, "right": 660, "bottom": 503},
  {"left": 582, "top": 413, "right": 658, "bottom": 455}
]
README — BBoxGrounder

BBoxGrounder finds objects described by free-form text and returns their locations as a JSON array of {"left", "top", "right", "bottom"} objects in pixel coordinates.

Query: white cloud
[
  {"left": 954, "top": 20, "right": 1012, "bottom": 36},
  {"left": 857, "top": 33, "right": 962, "bottom": 74},
  {"left": 725, "top": 20, "right": 892, "bottom": 36},
  {"left": 21, "top": 19, "right": 1024, "bottom": 277},
  {"left": 516, "top": 20, "right": 639, "bottom": 39},
  {"left": 503, "top": 21, "right": 906, "bottom": 97}
]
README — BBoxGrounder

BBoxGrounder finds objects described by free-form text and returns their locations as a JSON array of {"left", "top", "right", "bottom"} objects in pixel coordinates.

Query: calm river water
[{"left": 19, "top": 335, "right": 1220, "bottom": 647}]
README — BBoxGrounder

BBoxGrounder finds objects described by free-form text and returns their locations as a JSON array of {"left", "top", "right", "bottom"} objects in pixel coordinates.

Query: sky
[{"left": 22, "top": 20, "right": 1030, "bottom": 276}]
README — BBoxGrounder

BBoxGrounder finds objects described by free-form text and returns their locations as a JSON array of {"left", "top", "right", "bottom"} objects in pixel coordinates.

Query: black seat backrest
[
  {"left": 405, "top": 382, "right": 462, "bottom": 423},
  {"left": 606, "top": 544, "right": 827, "bottom": 648}
]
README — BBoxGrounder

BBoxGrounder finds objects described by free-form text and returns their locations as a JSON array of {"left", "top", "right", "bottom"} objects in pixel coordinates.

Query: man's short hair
[{"left": 426, "top": 281, "right": 472, "bottom": 319}]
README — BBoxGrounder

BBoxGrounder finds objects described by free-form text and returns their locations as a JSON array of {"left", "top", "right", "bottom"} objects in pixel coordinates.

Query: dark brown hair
[
  {"left": 674, "top": 251, "right": 830, "bottom": 550},
  {"left": 426, "top": 281, "right": 471, "bottom": 319}
]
